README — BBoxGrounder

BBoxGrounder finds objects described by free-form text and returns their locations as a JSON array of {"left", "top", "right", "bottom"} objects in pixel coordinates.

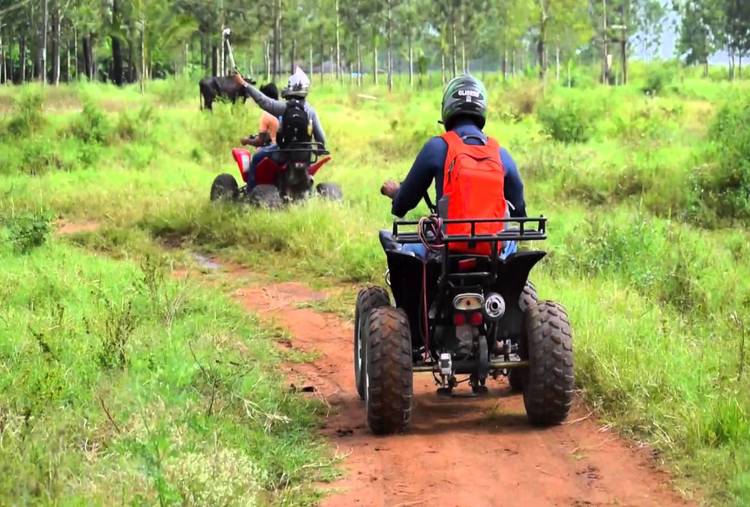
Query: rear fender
[
  {"left": 309, "top": 156, "right": 331, "bottom": 176},
  {"left": 231, "top": 148, "right": 252, "bottom": 183},
  {"left": 254, "top": 157, "right": 284, "bottom": 186},
  {"left": 493, "top": 250, "right": 546, "bottom": 339}
]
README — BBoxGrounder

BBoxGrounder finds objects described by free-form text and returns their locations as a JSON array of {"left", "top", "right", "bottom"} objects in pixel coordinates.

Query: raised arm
[{"left": 243, "top": 84, "right": 287, "bottom": 117}]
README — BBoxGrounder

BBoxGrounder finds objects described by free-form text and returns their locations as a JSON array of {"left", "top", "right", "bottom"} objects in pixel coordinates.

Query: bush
[
  {"left": 641, "top": 66, "right": 675, "bottom": 96},
  {"left": 537, "top": 98, "right": 595, "bottom": 143},
  {"left": 69, "top": 98, "right": 112, "bottom": 144},
  {"left": 115, "top": 105, "right": 158, "bottom": 142},
  {"left": 694, "top": 98, "right": 750, "bottom": 221},
  {"left": 5, "top": 213, "right": 51, "bottom": 253},
  {"left": 5, "top": 92, "right": 46, "bottom": 138}
]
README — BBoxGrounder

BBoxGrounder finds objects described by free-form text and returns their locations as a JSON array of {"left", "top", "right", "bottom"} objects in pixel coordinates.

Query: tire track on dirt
[{"left": 230, "top": 277, "right": 694, "bottom": 507}]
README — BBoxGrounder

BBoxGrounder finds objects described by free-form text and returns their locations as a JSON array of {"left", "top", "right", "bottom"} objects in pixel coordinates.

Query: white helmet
[{"left": 283, "top": 66, "right": 310, "bottom": 98}]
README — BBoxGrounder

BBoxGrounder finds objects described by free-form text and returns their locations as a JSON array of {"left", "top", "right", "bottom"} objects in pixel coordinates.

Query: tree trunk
[
  {"left": 386, "top": 0, "right": 393, "bottom": 92},
  {"left": 272, "top": 0, "right": 281, "bottom": 79},
  {"left": 41, "top": 0, "right": 49, "bottom": 84},
  {"left": 621, "top": 37, "right": 628, "bottom": 85},
  {"left": 502, "top": 49, "right": 507, "bottom": 82},
  {"left": 82, "top": 34, "right": 90, "bottom": 81},
  {"left": 356, "top": 36, "right": 362, "bottom": 87},
  {"left": 451, "top": 17, "right": 457, "bottom": 77},
  {"left": 111, "top": 0, "right": 123, "bottom": 85},
  {"left": 140, "top": 19, "right": 146, "bottom": 93},
  {"left": 52, "top": 3, "right": 61, "bottom": 86},
  {"left": 373, "top": 40, "right": 378, "bottom": 85},
  {"left": 319, "top": 40, "right": 324, "bottom": 83},
  {"left": 537, "top": 0, "right": 547, "bottom": 81},
  {"left": 408, "top": 32, "right": 413, "bottom": 88},
  {"left": 265, "top": 40, "right": 270, "bottom": 81},
  {"left": 211, "top": 44, "right": 218, "bottom": 76},
  {"left": 291, "top": 39, "right": 296, "bottom": 73},
  {"left": 335, "top": 0, "right": 341, "bottom": 80},
  {"left": 703, "top": 59, "right": 708, "bottom": 78},
  {"left": 601, "top": 0, "right": 609, "bottom": 84},
  {"left": 441, "top": 50, "right": 445, "bottom": 84},
  {"left": 555, "top": 44, "right": 560, "bottom": 82},
  {"left": 308, "top": 41, "right": 313, "bottom": 81}
]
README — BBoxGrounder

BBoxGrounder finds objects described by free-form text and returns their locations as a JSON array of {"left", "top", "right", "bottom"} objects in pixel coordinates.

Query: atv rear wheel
[
  {"left": 210, "top": 173, "right": 239, "bottom": 202},
  {"left": 510, "top": 281, "right": 538, "bottom": 392},
  {"left": 316, "top": 182, "right": 343, "bottom": 201},
  {"left": 522, "top": 301, "right": 574, "bottom": 425},
  {"left": 248, "top": 184, "right": 283, "bottom": 208},
  {"left": 354, "top": 287, "right": 390, "bottom": 400},
  {"left": 365, "top": 306, "right": 413, "bottom": 434}
]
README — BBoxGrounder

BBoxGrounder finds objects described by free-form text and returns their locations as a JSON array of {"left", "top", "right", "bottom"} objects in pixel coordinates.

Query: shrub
[
  {"left": 5, "top": 92, "right": 46, "bottom": 137},
  {"left": 115, "top": 105, "right": 157, "bottom": 142},
  {"left": 694, "top": 98, "right": 750, "bottom": 222},
  {"left": 641, "top": 65, "right": 675, "bottom": 96},
  {"left": 69, "top": 98, "right": 112, "bottom": 144},
  {"left": 19, "top": 137, "right": 68, "bottom": 175},
  {"left": 5, "top": 213, "right": 51, "bottom": 254},
  {"left": 496, "top": 80, "right": 542, "bottom": 121},
  {"left": 537, "top": 98, "right": 595, "bottom": 143}
]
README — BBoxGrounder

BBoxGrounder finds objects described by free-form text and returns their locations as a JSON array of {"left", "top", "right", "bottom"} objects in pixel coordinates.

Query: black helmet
[{"left": 441, "top": 74, "right": 488, "bottom": 130}]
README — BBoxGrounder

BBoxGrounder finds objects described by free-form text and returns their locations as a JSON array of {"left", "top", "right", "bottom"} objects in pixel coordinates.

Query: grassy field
[{"left": 1, "top": 64, "right": 750, "bottom": 504}]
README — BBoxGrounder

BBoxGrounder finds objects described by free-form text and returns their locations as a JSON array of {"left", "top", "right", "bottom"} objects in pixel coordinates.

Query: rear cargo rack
[
  {"left": 392, "top": 216, "right": 547, "bottom": 245},
  {"left": 392, "top": 216, "right": 548, "bottom": 287}
]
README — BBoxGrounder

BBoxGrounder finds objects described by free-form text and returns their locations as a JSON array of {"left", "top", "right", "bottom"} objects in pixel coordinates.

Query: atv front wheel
[
  {"left": 248, "top": 184, "right": 283, "bottom": 208},
  {"left": 354, "top": 287, "right": 390, "bottom": 400},
  {"left": 365, "top": 306, "right": 413, "bottom": 434},
  {"left": 522, "top": 301, "right": 574, "bottom": 425},
  {"left": 210, "top": 173, "right": 239, "bottom": 202},
  {"left": 316, "top": 182, "right": 343, "bottom": 201}
]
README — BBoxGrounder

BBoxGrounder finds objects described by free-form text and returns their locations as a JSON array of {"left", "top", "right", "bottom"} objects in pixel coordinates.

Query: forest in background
[{"left": 0, "top": 0, "right": 749, "bottom": 91}]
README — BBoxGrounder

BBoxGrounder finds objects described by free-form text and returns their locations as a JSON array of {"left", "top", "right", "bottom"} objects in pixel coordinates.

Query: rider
[
  {"left": 381, "top": 74, "right": 527, "bottom": 257},
  {"left": 241, "top": 82, "right": 280, "bottom": 147},
  {"left": 233, "top": 67, "right": 326, "bottom": 188}
]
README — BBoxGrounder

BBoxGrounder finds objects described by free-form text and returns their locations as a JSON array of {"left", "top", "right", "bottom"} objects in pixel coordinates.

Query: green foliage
[
  {"left": 69, "top": 99, "right": 112, "bottom": 145},
  {"left": 4, "top": 212, "right": 51, "bottom": 253},
  {"left": 641, "top": 65, "right": 676, "bottom": 96},
  {"left": 0, "top": 243, "right": 330, "bottom": 504},
  {"left": 695, "top": 98, "right": 750, "bottom": 221},
  {"left": 4, "top": 92, "right": 46, "bottom": 138},
  {"left": 537, "top": 97, "right": 595, "bottom": 143}
]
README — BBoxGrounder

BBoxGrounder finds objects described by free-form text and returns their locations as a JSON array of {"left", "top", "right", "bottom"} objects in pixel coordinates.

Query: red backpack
[{"left": 441, "top": 131, "right": 507, "bottom": 255}]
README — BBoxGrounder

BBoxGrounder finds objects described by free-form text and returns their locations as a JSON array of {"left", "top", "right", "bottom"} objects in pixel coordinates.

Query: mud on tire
[
  {"left": 248, "top": 184, "right": 283, "bottom": 208},
  {"left": 354, "top": 286, "right": 390, "bottom": 400},
  {"left": 510, "top": 281, "right": 538, "bottom": 392},
  {"left": 522, "top": 301, "right": 574, "bottom": 425},
  {"left": 365, "top": 306, "right": 413, "bottom": 435},
  {"left": 210, "top": 173, "right": 239, "bottom": 202}
]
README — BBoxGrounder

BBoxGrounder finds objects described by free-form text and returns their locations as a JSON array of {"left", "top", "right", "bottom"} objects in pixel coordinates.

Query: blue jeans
[
  {"left": 402, "top": 241, "right": 518, "bottom": 259},
  {"left": 248, "top": 144, "right": 279, "bottom": 188}
]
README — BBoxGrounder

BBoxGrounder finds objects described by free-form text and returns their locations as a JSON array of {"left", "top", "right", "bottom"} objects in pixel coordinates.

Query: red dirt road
[{"left": 234, "top": 280, "right": 693, "bottom": 507}]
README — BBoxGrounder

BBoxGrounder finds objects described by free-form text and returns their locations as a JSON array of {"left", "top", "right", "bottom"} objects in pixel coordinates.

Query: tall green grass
[{"left": 0, "top": 220, "right": 331, "bottom": 505}]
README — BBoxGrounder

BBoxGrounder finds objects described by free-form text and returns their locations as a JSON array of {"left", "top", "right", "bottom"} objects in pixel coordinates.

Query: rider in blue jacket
[{"left": 380, "top": 75, "right": 527, "bottom": 256}]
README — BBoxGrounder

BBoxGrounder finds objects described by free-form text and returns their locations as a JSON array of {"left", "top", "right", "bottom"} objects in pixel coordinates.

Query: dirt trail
[{"left": 226, "top": 276, "right": 694, "bottom": 507}]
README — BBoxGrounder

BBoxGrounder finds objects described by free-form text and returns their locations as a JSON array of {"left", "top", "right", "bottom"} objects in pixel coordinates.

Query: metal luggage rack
[
  {"left": 392, "top": 216, "right": 548, "bottom": 285},
  {"left": 392, "top": 216, "right": 547, "bottom": 245}
]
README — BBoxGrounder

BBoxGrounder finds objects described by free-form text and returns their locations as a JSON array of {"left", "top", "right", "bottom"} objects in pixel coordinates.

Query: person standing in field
[
  {"left": 241, "top": 82, "right": 281, "bottom": 147},
  {"left": 380, "top": 74, "right": 527, "bottom": 258},
  {"left": 233, "top": 67, "right": 327, "bottom": 189}
]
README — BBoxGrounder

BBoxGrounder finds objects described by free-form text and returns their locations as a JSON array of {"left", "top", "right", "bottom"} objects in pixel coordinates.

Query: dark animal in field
[{"left": 199, "top": 75, "right": 257, "bottom": 111}]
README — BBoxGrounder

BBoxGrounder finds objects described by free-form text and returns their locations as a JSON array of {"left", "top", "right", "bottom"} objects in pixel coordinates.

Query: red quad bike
[
  {"left": 209, "top": 141, "right": 341, "bottom": 207},
  {"left": 354, "top": 215, "right": 574, "bottom": 434}
]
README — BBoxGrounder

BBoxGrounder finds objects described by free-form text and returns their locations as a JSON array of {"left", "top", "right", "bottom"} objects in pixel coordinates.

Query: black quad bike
[
  {"left": 209, "top": 141, "right": 342, "bottom": 207},
  {"left": 354, "top": 215, "right": 574, "bottom": 434}
]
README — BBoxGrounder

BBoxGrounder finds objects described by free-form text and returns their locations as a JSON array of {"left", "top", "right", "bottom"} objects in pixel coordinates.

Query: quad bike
[
  {"left": 354, "top": 214, "right": 574, "bottom": 434},
  {"left": 209, "top": 140, "right": 342, "bottom": 207}
]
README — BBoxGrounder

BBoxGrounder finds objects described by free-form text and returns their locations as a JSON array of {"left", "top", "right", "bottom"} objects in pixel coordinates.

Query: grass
[
  {"left": 0, "top": 218, "right": 333, "bottom": 505},
  {"left": 1, "top": 63, "right": 750, "bottom": 504}
]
